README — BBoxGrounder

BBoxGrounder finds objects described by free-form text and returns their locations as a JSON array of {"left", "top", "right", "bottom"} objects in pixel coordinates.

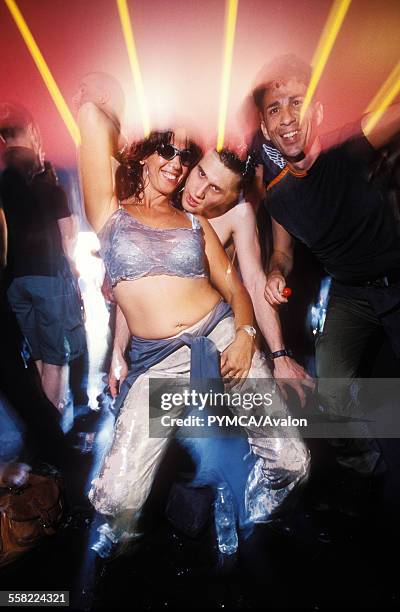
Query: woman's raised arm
[{"left": 77, "top": 102, "right": 119, "bottom": 233}]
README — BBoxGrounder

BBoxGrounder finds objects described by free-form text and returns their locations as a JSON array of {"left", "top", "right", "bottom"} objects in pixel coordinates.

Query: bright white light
[
  {"left": 75, "top": 231, "right": 104, "bottom": 286},
  {"left": 75, "top": 231, "right": 110, "bottom": 410}
]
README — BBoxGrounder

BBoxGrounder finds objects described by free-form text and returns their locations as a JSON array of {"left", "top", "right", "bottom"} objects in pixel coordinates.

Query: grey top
[{"left": 98, "top": 208, "right": 207, "bottom": 287}]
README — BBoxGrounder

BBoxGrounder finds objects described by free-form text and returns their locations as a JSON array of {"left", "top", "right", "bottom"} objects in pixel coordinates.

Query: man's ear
[{"left": 260, "top": 113, "right": 270, "bottom": 140}]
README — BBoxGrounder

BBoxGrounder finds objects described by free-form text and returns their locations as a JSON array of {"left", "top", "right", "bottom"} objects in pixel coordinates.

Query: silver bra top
[{"left": 98, "top": 208, "right": 207, "bottom": 287}]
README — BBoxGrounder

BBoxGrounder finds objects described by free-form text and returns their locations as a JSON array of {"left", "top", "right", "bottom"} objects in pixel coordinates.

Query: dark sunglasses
[{"left": 156, "top": 143, "right": 198, "bottom": 167}]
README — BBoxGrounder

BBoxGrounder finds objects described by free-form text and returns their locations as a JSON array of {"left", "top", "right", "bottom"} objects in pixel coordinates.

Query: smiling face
[
  {"left": 182, "top": 150, "right": 241, "bottom": 218},
  {"left": 260, "top": 77, "right": 323, "bottom": 167},
  {"left": 144, "top": 128, "right": 191, "bottom": 197}
]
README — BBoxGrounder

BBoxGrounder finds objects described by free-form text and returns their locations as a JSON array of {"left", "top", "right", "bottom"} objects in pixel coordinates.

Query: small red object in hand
[{"left": 282, "top": 287, "right": 292, "bottom": 298}]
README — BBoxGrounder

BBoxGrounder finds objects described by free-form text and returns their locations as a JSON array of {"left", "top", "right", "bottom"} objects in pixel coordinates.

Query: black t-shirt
[
  {"left": 266, "top": 125, "right": 400, "bottom": 283},
  {"left": 0, "top": 167, "right": 71, "bottom": 278}
]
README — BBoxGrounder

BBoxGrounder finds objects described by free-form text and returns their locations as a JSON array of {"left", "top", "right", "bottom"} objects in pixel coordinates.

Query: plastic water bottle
[{"left": 214, "top": 483, "right": 238, "bottom": 555}]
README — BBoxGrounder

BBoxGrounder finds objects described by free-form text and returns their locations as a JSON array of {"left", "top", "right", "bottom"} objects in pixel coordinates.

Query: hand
[
  {"left": 109, "top": 353, "right": 129, "bottom": 398},
  {"left": 220, "top": 332, "right": 255, "bottom": 382},
  {"left": 264, "top": 272, "right": 288, "bottom": 305},
  {"left": 272, "top": 356, "right": 315, "bottom": 407},
  {"left": 0, "top": 462, "right": 31, "bottom": 487}
]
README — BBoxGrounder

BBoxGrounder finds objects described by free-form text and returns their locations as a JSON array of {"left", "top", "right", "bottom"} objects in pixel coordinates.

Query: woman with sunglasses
[{"left": 77, "top": 101, "right": 309, "bottom": 557}]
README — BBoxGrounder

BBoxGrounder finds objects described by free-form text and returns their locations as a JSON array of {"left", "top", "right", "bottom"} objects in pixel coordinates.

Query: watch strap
[{"left": 269, "top": 349, "right": 293, "bottom": 360}]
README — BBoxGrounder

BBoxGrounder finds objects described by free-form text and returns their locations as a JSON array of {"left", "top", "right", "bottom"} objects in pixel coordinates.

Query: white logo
[{"left": 262, "top": 144, "right": 285, "bottom": 169}]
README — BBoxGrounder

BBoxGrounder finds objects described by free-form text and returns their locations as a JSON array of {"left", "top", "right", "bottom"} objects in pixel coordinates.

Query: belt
[{"left": 336, "top": 270, "right": 400, "bottom": 288}]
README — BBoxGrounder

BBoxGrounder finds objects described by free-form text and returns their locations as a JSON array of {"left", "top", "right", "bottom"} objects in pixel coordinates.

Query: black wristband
[{"left": 269, "top": 349, "right": 293, "bottom": 360}]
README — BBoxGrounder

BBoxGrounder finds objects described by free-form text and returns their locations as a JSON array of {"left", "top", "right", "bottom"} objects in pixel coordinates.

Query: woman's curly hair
[{"left": 116, "top": 130, "right": 203, "bottom": 202}]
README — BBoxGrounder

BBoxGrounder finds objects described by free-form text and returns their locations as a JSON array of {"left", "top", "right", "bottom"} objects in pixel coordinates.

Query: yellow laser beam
[
  {"left": 364, "top": 60, "right": 400, "bottom": 135},
  {"left": 217, "top": 0, "right": 239, "bottom": 151},
  {"left": 116, "top": 0, "right": 150, "bottom": 137},
  {"left": 300, "top": 0, "right": 351, "bottom": 122},
  {"left": 4, "top": 0, "right": 80, "bottom": 146}
]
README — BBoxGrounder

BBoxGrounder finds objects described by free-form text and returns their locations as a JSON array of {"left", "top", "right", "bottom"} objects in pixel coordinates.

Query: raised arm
[
  {"left": 264, "top": 218, "right": 294, "bottom": 305},
  {"left": 198, "top": 216, "right": 255, "bottom": 379},
  {"left": 362, "top": 102, "right": 400, "bottom": 150},
  {"left": 231, "top": 202, "right": 314, "bottom": 404},
  {"left": 77, "top": 102, "right": 119, "bottom": 233}
]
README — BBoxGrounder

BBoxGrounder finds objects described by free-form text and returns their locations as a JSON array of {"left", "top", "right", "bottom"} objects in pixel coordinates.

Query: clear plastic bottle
[{"left": 214, "top": 483, "right": 238, "bottom": 555}]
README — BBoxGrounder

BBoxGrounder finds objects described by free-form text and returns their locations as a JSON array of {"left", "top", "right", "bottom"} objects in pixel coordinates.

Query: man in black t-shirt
[
  {"left": 251, "top": 55, "right": 400, "bottom": 498},
  {"left": 0, "top": 103, "right": 86, "bottom": 413}
]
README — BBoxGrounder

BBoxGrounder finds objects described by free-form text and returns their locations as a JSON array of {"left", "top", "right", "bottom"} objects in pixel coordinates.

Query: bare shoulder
[
  {"left": 230, "top": 200, "right": 256, "bottom": 234},
  {"left": 196, "top": 215, "right": 222, "bottom": 248},
  {"left": 233, "top": 199, "right": 256, "bottom": 220},
  {"left": 212, "top": 200, "right": 253, "bottom": 232}
]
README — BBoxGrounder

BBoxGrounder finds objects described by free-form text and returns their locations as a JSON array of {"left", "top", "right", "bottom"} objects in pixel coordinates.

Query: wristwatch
[
  {"left": 269, "top": 349, "right": 293, "bottom": 360},
  {"left": 236, "top": 325, "right": 257, "bottom": 339}
]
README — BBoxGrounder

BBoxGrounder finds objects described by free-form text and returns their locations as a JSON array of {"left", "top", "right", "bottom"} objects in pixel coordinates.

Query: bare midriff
[{"left": 113, "top": 275, "right": 222, "bottom": 339}]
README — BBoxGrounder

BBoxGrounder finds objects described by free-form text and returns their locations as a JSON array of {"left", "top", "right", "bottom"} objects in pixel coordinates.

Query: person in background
[{"left": 0, "top": 102, "right": 86, "bottom": 413}]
